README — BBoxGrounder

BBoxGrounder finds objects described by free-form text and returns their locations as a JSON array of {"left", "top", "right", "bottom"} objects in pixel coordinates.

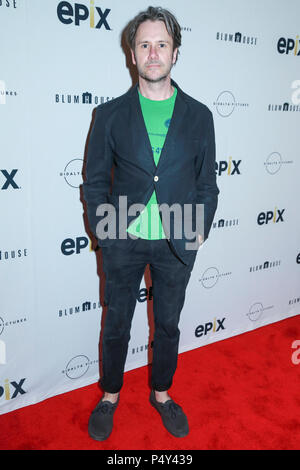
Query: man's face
[{"left": 131, "top": 20, "right": 178, "bottom": 83}]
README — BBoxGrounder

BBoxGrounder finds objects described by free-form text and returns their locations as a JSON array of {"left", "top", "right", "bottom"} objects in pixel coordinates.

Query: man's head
[{"left": 125, "top": 6, "right": 181, "bottom": 84}]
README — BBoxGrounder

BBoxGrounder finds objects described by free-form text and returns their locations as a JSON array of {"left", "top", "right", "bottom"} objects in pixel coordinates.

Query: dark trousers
[{"left": 100, "top": 237, "right": 197, "bottom": 394}]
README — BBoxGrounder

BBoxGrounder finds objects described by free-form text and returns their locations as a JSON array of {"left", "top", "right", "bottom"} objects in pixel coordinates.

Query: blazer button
[{"left": 154, "top": 176, "right": 159, "bottom": 182}]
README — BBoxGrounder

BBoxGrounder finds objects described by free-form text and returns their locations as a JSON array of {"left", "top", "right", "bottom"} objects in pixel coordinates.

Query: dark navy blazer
[{"left": 83, "top": 79, "right": 219, "bottom": 265}]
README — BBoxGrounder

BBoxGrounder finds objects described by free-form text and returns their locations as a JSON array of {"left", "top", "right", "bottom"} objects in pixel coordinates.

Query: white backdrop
[{"left": 0, "top": 0, "right": 299, "bottom": 414}]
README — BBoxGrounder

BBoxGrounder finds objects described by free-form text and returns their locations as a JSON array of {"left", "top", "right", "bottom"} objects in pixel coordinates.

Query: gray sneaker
[
  {"left": 88, "top": 396, "right": 119, "bottom": 441},
  {"left": 149, "top": 390, "right": 189, "bottom": 437}
]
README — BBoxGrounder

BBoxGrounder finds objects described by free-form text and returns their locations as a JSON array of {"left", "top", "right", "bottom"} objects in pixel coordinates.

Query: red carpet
[{"left": 1, "top": 315, "right": 299, "bottom": 450}]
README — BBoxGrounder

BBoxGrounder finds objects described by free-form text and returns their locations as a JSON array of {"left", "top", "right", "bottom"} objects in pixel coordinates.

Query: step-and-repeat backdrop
[{"left": 1, "top": 0, "right": 299, "bottom": 414}]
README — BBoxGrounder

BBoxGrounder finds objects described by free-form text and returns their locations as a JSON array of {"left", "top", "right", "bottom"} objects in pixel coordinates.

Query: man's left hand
[{"left": 198, "top": 234, "right": 204, "bottom": 246}]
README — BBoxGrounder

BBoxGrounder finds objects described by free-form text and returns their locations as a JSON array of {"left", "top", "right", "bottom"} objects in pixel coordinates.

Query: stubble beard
[
  {"left": 138, "top": 71, "right": 169, "bottom": 83},
  {"left": 136, "top": 60, "right": 174, "bottom": 84}
]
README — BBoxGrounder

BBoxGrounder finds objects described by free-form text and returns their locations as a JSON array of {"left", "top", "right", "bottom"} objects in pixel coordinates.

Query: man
[{"left": 83, "top": 6, "right": 219, "bottom": 441}]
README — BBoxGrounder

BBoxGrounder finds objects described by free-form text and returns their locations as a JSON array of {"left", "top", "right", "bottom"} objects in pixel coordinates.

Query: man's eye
[
  {"left": 159, "top": 43, "right": 166, "bottom": 47},
  {"left": 141, "top": 44, "right": 148, "bottom": 48}
]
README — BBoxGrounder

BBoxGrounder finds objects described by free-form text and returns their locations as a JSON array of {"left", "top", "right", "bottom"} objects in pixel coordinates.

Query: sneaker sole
[{"left": 88, "top": 426, "right": 112, "bottom": 442}]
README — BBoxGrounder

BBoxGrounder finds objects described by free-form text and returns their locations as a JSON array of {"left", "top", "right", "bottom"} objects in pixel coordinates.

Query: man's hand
[{"left": 198, "top": 234, "right": 204, "bottom": 246}]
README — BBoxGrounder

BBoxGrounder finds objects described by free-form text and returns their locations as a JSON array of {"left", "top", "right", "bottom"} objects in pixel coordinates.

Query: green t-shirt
[{"left": 127, "top": 86, "right": 177, "bottom": 239}]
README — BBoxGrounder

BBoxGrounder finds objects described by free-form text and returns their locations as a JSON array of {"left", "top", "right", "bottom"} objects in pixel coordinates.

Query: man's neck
[{"left": 138, "top": 76, "right": 174, "bottom": 101}]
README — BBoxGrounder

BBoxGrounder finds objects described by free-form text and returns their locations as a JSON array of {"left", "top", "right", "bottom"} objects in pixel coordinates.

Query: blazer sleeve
[
  {"left": 82, "top": 106, "right": 114, "bottom": 240},
  {"left": 195, "top": 110, "right": 219, "bottom": 241}
]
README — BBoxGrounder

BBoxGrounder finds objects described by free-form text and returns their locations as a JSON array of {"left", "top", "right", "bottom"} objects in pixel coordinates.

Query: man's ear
[
  {"left": 131, "top": 49, "right": 136, "bottom": 66},
  {"left": 172, "top": 48, "right": 178, "bottom": 64}
]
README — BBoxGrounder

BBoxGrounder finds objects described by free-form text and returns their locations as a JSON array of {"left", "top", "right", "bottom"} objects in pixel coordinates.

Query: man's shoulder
[
  {"left": 95, "top": 87, "right": 133, "bottom": 116},
  {"left": 180, "top": 88, "right": 212, "bottom": 117}
]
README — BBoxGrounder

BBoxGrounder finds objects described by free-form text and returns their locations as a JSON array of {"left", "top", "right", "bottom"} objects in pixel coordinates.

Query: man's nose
[{"left": 148, "top": 45, "right": 159, "bottom": 59}]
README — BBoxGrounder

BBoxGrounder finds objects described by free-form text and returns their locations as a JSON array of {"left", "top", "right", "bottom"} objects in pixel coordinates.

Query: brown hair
[{"left": 125, "top": 6, "right": 181, "bottom": 62}]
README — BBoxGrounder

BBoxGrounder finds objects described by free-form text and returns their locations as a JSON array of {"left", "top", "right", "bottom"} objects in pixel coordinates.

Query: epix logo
[
  {"left": 57, "top": 1, "right": 111, "bottom": 29},
  {"left": 215, "top": 157, "right": 241, "bottom": 176},
  {"left": 277, "top": 36, "right": 300, "bottom": 56},
  {"left": 138, "top": 286, "right": 153, "bottom": 302},
  {"left": 61, "top": 236, "right": 91, "bottom": 255},
  {"left": 257, "top": 207, "right": 285, "bottom": 225},
  {"left": 1, "top": 169, "right": 19, "bottom": 190},
  {"left": 0, "top": 378, "right": 26, "bottom": 401},
  {"left": 195, "top": 317, "right": 226, "bottom": 338}
]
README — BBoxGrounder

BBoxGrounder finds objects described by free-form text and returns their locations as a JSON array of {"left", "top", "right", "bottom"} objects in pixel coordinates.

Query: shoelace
[
  {"left": 95, "top": 401, "right": 116, "bottom": 415},
  {"left": 165, "top": 401, "right": 181, "bottom": 419}
]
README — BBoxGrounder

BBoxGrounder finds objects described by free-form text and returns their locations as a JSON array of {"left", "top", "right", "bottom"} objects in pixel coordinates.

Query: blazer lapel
[
  {"left": 128, "top": 84, "right": 156, "bottom": 174},
  {"left": 156, "top": 80, "right": 188, "bottom": 172}
]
